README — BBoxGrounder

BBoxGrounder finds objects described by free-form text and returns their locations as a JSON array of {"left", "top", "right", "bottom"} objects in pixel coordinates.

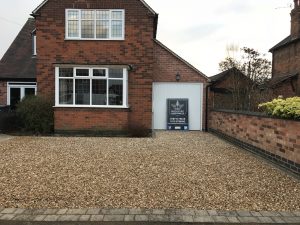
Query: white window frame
[
  {"left": 7, "top": 82, "right": 37, "bottom": 106},
  {"left": 55, "top": 66, "right": 128, "bottom": 108},
  {"left": 33, "top": 35, "right": 37, "bottom": 56},
  {"left": 65, "top": 9, "right": 125, "bottom": 40}
]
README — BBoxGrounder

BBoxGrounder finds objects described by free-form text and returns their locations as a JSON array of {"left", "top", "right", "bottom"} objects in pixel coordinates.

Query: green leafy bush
[
  {"left": 16, "top": 95, "right": 54, "bottom": 134},
  {"left": 258, "top": 97, "right": 300, "bottom": 120}
]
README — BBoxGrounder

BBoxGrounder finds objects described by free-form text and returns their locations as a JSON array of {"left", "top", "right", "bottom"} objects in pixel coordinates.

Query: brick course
[
  {"left": 209, "top": 111, "right": 300, "bottom": 166},
  {"left": 0, "top": 82, "right": 7, "bottom": 106},
  {"left": 55, "top": 108, "right": 129, "bottom": 131}
]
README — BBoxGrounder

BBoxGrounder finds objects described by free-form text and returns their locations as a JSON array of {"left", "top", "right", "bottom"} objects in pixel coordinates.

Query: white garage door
[{"left": 153, "top": 82, "right": 203, "bottom": 131}]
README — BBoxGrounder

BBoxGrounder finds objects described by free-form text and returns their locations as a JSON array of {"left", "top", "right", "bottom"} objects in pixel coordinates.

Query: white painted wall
[{"left": 153, "top": 82, "right": 203, "bottom": 131}]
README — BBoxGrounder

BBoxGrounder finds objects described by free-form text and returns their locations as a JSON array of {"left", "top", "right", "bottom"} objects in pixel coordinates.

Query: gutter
[{"left": 205, "top": 82, "right": 212, "bottom": 132}]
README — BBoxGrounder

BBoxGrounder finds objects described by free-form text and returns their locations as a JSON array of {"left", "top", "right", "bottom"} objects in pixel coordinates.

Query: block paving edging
[{"left": 0, "top": 208, "right": 300, "bottom": 224}]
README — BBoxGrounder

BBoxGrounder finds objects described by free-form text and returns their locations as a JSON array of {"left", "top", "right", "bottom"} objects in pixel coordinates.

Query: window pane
[
  {"left": 81, "top": 20, "right": 94, "bottom": 38},
  {"left": 75, "top": 79, "right": 90, "bottom": 105},
  {"left": 93, "top": 69, "right": 106, "bottom": 77},
  {"left": 68, "top": 10, "right": 79, "bottom": 20},
  {"left": 96, "top": 20, "right": 109, "bottom": 39},
  {"left": 59, "top": 68, "right": 73, "bottom": 77},
  {"left": 25, "top": 88, "right": 35, "bottom": 97},
  {"left": 59, "top": 79, "right": 73, "bottom": 105},
  {"left": 10, "top": 88, "right": 21, "bottom": 109},
  {"left": 109, "top": 80, "right": 123, "bottom": 106},
  {"left": 112, "top": 11, "right": 123, "bottom": 20},
  {"left": 92, "top": 80, "right": 107, "bottom": 105},
  {"left": 111, "top": 20, "right": 123, "bottom": 38},
  {"left": 76, "top": 69, "right": 89, "bottom": 76},
  {"left": 96, "top": 10, "right": 109, "bottom": 20},
  {"left": 81, "top": 10, "right": 94, "bottom": 20},
  {"left": 32, "top": 35, "right": 36, "bottom": 55},
  {"left": 68, "top": 21, "right": 79, "bottom": 37},
  {"left": 109, "top": 68, "right": 123, "bottom": 78}
]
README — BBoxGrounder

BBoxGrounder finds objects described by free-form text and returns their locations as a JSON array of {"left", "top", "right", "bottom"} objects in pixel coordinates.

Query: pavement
[
  {"left": 0, "top": 134, "right": 13, "bottom": 142},
  {"left": 0, "top": 208, "right": 300, "bottom": 225}
]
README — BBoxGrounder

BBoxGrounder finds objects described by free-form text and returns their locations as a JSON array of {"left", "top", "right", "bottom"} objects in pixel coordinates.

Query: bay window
[
  {"left": 55, "top": 67, "right": 128, "bottom": 108},
  {"left": 66, "top": 9, "right": 125, "bottom": 40}
]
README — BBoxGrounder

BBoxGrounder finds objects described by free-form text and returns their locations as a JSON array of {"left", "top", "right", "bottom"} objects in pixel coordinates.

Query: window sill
[
  {"left": 64, "top": 38, "right": 125, "bottom": 41},
  {"left": 54, "top": 105, "right": 129, "bottom": 109}
]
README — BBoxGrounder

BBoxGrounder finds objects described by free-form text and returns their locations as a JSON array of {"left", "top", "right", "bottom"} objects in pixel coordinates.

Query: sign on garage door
[
  {"left": 167, "top": 98, "right": 189, "bottom": 130},
  {"left": 153, "top": 83, "right": 203, "bottom": 131}
]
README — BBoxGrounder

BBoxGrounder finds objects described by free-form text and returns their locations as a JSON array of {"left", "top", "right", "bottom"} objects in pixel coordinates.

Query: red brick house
[
  {"left": 0, "top": 0, "right": 208, "bottom": 133},
  {"left": 269, "top": 0, "right": 300, "bottom": 97},
  {"left": 0, "top": 19, "right": 37, "bottom": 109}
]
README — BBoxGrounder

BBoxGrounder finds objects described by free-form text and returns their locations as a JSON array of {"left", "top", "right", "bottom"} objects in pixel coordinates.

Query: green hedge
[
  {"left": 16, "top": 95, "right": 54, "bottom": 134},
  {"left": 258, "top": 97, "right": 300, "bottom": 120}
]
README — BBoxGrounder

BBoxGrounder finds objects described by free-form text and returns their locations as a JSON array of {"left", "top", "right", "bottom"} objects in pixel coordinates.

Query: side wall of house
[
  {"left": 272, "top": 42, "right": 300, "bottom": 78},
  {"left": 272, "top": 42, "right": 300, "bottom": 96},
  {"left": 0, "top": 82, "right": 7, "bottom": 106},
  {"left": 209, "top": 110, "right": 300, "bottom": 173},
  {"left": 36, "top": 0, "right": 155, "bottom": 132},
  {"left": 153, "top": 42, "right": 208, "bottom": 129}
]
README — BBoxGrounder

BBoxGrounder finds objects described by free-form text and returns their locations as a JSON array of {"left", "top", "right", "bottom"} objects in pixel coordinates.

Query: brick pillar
[{"left": 291, "top": 0, "right": 300, "bottom": 39}]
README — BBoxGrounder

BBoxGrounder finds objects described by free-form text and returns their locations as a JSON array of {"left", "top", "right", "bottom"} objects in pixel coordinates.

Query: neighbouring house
[
  {"left": 208, "top": 67, "right": 253, "bottom": 110},
  {"left": 0, "top": 0, "right": 209, "bottom": 133},
  {"left": 269, "top": 0, "right": 300, "bottom": 97},
  {"left": 0, "top": 19, "right": 37, "bottom": 109}
]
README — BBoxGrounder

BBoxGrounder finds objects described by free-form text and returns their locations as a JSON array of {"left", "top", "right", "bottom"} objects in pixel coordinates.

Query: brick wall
[
  {"left": 153, "top": 41, "right": 208, "bottom": 129},
  {"left": 273, "top": 79, "right": 298, "bottom": 98},
  {"left": 55, "top": 108, "right": 129, "bottom": 131},
  {"left": 209, "top": 110, "right": 300, "bottom": 172},
  {"left": 0, "top": 82, "right": 7, "bottom": 106},
  {"left": 35, "top": 0, "right": 156, "bottom": 131}
]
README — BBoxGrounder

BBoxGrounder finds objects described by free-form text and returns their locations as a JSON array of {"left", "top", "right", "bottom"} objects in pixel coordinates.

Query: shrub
[
  {"left": 16, "top": 95, "right": 54, "bottom": 134},
  {"left": 258, "top": 97, "right": 300, "bottom": 120},
  {"left": 0, "top": 111, "right": 20, "bottom": 132}
]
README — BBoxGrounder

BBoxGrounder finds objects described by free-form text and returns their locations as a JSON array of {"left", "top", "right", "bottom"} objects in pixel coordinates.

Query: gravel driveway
[{"left": 0, "top": 132, "right": 299, "bottom": 211}]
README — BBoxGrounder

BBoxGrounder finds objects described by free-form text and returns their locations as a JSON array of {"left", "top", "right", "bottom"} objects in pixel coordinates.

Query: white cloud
[{"left": 0, "top": 0, "right": 293, "bottom": 76}]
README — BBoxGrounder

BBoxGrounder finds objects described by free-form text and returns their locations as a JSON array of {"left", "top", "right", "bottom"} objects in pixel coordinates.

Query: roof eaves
[
  {"left": 32, "top": 0, "right": 157, "bottom": 15},
  {"left": 32, "top": 0, "right": 48, "bottom": 15},
  {"left": 139, "top": 0, "right": 157, "bottom": 15},
  {"left": 210, "top": 70, "right": 228, "bottom": 82},
  {"left": 269, "top": 36, "right": 300, "bottom": 52},
  {"left": 269, "top": 73, "right": 299, "bottom": 87},
  {"left": 154, "top": 39, "right": 209, "bottom": 80},
  {"left": 210, "top": 67, "right": 242, "bottom": 83}
]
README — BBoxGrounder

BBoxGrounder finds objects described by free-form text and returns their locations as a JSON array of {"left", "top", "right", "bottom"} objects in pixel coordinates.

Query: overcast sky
[{"left": 0, "top": 0, "right": 293, "bottom": 76}]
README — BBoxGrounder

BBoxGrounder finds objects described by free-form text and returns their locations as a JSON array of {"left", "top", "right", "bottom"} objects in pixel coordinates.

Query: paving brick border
[{"left": 0, "top": 208, "right": 299, "bottom": 224}]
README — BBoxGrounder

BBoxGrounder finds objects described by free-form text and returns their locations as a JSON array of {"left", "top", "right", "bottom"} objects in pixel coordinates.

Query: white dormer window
[
  {"left": 32, "top": 34, "right": 37, "bottom": 55},
  {"left": 66, "top": 9, "right": 125, "bottom": 40}
]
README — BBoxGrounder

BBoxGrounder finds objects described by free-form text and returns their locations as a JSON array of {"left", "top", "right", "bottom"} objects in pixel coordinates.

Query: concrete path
[
  {"left": 0, "top": 134, "right": 13, "bottom": 142},
  {"left": 0, "top": 208, "right": 300, "bottom": 224}
]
